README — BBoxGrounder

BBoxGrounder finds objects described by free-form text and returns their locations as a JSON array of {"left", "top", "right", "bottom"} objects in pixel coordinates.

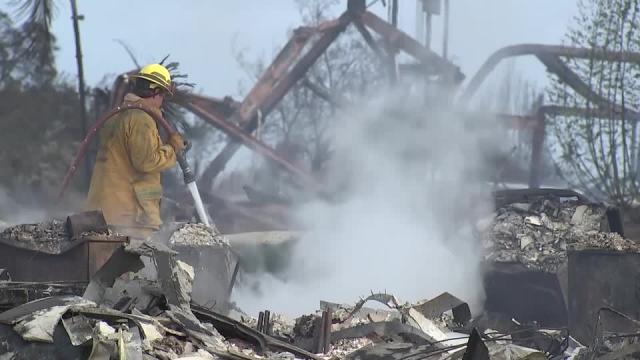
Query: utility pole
[{"left": 70, "top": 0, "right": 89, "bottom": 188}]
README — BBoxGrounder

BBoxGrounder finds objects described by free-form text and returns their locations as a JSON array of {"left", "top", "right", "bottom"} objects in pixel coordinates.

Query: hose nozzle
[{"left": 175, "top": 139, "right": 195, "bottom": 185}]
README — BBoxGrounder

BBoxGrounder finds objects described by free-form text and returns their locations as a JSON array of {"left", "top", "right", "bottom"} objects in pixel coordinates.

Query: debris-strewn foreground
[
  {"left": 0, "top": 220, "right": 572, "bottom": 360},
  {"left": 0, "top": 252, "right": 578, "bottom": 360},
  {"left": 0, "top": 189, "right": 640, "bottom": 359}
]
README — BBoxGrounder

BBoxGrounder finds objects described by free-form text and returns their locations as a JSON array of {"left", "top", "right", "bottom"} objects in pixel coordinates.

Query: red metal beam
[
  {"left": 189, "top": 94, "right": 238, "bottom": 119},
  {"left": 460, "top": 44, "right": 640, "bottom": 104},
  {"left": 234, "top": 26, "right": 316, "bottom": 123},
  {"left": 535, "top": 53, "right": 637, "bottom": 116},
  {"left": 198, "top": 13, "right": 353, "bottom": 190},
  {"left": 186, "top": 102, "right": 322, "bottom": 192},
  {"left": 360, "top": 10, "right": 464, "bottom": 82}
]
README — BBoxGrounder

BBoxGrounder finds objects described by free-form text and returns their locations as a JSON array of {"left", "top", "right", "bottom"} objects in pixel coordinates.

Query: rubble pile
[
  {"left": 325, "top": 338, "right": 373, "bottom": 358},
  {"left": 268, "top": 313, "right": 295, "bottom": 339},
  {"left": 0, "top": 248, "right": 629, "bottom": 360},
  {"left": 0, "top": 240, "right": 315, "bottom": 360},
  {"left": 169, "top": 223, "right": 228, "bottom": 247},
  {"left": 569, "top": 231, "right": 640, "bottom": 252},
  {"left": 482, "top": 197, "right": 639, "bottom": 271},
  {"left": 0, "top": 220, "right": 72, "bottom": 253}
]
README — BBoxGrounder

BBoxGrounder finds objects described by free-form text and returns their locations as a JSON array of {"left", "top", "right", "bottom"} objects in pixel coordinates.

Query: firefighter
[{"left": 85, "top": 64, "right": 185, "bottom": 239}]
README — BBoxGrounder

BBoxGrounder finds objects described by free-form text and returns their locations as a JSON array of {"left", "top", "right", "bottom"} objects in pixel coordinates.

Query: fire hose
[{"left": 59, "top": 103, "right": 210, "bottom": 226}]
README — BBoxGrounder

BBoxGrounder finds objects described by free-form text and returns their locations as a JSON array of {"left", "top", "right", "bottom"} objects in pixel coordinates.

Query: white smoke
[
  {"left": 0, "top": 188, "right": 49, "bottom": 228},
  {"left": 233, "top": 88, "right": 500, "bottom": 316}
]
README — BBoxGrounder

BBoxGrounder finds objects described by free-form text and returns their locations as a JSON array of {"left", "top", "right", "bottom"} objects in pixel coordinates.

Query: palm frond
[
  {"left": 10, "top": 0, "right": 57, "bottom": 68},
  {"left": 157, "top": 56, "right": 196, "bottom": 132},
  {"left": 114, "top": 39, "right": 141, "bottom": 69}
]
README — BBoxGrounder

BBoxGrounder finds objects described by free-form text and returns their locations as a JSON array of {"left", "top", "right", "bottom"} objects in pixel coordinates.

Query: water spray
[{"left": 176, "top": 149, "right": 210, "bottom": 226}]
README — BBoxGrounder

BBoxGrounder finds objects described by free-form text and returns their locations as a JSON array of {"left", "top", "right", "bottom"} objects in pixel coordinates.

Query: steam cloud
[
  {"left": 233, "top": 89, "right": 500, "bottom": 316},
  {"left": 0, "top": 188, "right": 49, "bottom": 228}
]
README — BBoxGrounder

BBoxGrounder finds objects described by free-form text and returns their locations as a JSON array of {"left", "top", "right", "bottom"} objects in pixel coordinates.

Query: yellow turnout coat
[{"left": 85, "top": 93, "right": 176, "bottom": 238}]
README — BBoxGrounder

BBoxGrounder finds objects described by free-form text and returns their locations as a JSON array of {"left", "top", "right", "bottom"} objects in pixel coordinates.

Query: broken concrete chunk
[
  {"left": 62, "top": 314, "right": 94, "bottom": 346},
  {"left": 139, "top": 322, "right": 163, "bottom": 343},
  {"left": 95, "top": 321, "right": 116, "bottom": 336},
  {"left": 152, "top": 247, "right": 194, "bottom": 311},
  {"left": 524, "top": 216, "right": 542, "bottom": 226},
  {"left": 13, "top": 305, "right": 71, "bottom": 343},
  {"left": 9, "top": 296, "right": 95, "bottom": 343},
  {"left": 122, "top": 326, "right": 144, "bottom": 360},
  {"left": 570, "top": 205, "right": 588, "bottom": 225},
  {"left": 177, "top": 260, "right": 195, "bottom": 283},
  {"left": 89, "top": 322, "right": 119, "bottom": 360},
  {"left": 405, "top": 308, "right": 448, "bottom": 344},
  {"left": 83, "top": 246, "right": 145, "bottom": 303},
  {"left": 519, "top": 235, "right": 534, "bottom": 250}
]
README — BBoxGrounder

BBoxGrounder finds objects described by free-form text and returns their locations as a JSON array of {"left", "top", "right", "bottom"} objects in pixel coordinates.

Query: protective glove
[{"left": 168, "top": 133, "right": 187, "bottom": 153}]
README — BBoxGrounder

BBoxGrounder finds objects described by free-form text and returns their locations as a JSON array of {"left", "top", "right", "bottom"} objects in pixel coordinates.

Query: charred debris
[
  {"left": 3, "top": 0, "right": 640, "bottom": 359},
  {"left": 0, "top": 188, "right": 637, "bottom": 359}
]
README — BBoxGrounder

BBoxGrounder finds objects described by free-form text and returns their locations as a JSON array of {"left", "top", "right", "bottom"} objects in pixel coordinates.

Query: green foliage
[
  {"left": 549, "top": 0, "right": 640, "bottom": 207},
  {"left": 0, "top": 11, "right": 54, "bottom": 87},
  {"left": 9, "top": 0, "right": 56, "bottom": 78},
  {"left": 0, "top": 9, "right": 82, "bottom": 202}
]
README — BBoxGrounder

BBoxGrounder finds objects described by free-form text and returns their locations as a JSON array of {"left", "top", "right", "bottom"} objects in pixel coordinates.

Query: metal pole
[
  {"left": 70, "top": 0, "right": 89, "bottom": 188},
  {"left": 315, "top": 312, "right": 326, "bottom": 354},
  {"left": 257, "top": 311, "right": 265, "bottom": 332},
  {"left": 415, "top": 0, "right": 424, "bottom": 45},
  {"left": 322, "top": 309, "right": 332, "bottom": 353},
  {"left": 264, "top": 310, "right": 271, "bottom": 336},
  {"left": 529, "top": 97, "right": 546, "bottom": 189},
  {"left": 425, "top": 12, "right": 432, "bottom": 50},
  {"left": 389, "top": 0, "right": 399, "bottom": 83},
  {"left": 391, "top": 0, "right": 399, "bottom": 27},
  {"left": 443, "top": 0, "right": 450, "bottom": 59}
]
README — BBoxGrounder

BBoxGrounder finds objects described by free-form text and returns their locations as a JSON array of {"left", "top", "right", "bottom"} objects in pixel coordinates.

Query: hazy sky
[{"left": 5, "top": 1, "right": 579, "bottom": 96}]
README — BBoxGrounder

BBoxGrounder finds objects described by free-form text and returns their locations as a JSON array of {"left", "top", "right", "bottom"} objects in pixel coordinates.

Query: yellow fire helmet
[{"left": 132, "top": 63, "right": 173, "bottom": 96}]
